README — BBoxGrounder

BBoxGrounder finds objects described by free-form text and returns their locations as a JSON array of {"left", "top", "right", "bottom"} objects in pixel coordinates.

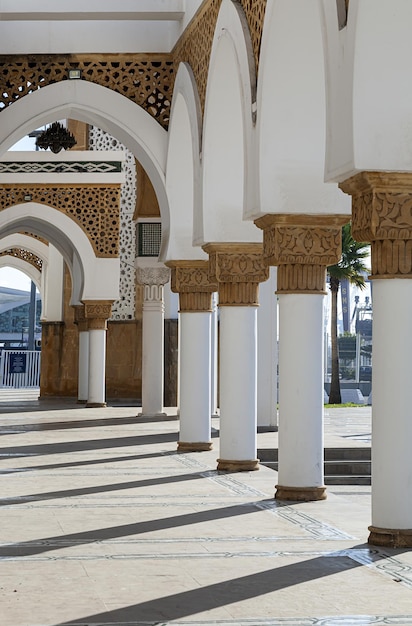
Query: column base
[
  {"left": 77, "top": 399, "right": 87, "bottom": 404},
  {"left": 217, "top": 458, "right": 260, "bottom": 472},
  {"left": 86, "top": 402, "right": 107, "bottom": 408},
  {"left": 257, "top": 425, "right": 278, "bottom": 433},
  {"left": 368, "top": 525, "right": 412, "bottom": 548},
  {"left": 275, "top": 484, "right": 327, "bottom": 501},
  {"left": 178, "top": 441, "right": 213, "bottom": 452},
  {"left": 137, "top": 412, "right": 171, "bottom": 419}
]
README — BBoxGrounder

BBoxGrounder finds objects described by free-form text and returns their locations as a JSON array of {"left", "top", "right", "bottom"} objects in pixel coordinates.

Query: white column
[
  {"left": 257, "top": 267, "right": 278, "bottom": 431},
  {"left": 218, "top": 306, "right": 258, "bottom": 470},
  {"left": 87, "top": 328, "right": 106, "bottom": 407},
  {"left": 78, "top": 329, "right": 89, "bottom": 403},
  {"left": 277, "top": 293, "right": 325, "bottom": 500},
  {"left": 179, "top": 311, "right": 212, "bottom": 449},
  {"left": 140, "top": 283, "right": 167, "bottom": 416},
  {"left": 370, "top": 279, "right": 412, "bottom": 536},
  {"left": 136, "top": 263, "right": 170, "bottom": 417},
  {"left": 210, "top": 292, "right": 219, "bottom": 416}
]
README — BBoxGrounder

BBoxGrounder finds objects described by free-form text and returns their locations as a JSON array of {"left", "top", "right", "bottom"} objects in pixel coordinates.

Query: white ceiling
[{"left": 0, "top": 0, "right": 203, "bottom": 54}]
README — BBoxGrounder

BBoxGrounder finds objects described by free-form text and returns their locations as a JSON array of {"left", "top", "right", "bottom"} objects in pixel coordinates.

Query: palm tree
[{"left": 327, "top": 223, "right": 370, "bottom": 404}]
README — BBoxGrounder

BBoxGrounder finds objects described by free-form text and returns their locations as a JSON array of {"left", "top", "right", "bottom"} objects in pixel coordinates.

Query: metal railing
[{"left": 0, "top": 350, "right": 41, "bottom": 388}]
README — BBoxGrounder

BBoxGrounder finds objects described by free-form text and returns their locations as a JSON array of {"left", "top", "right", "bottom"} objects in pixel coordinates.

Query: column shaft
[
  {"left": 179, "top": 311, "right": 212, "bottom": 449},
  {"left": 371, "top": 279, "right": 412, "bottom": 532},
  {"left": 219, "top": 305, "right": 258, "bottom": 467},
  {"left": 141, "top": 292, "right": 165, "bottom": 416},
  {"left": 277, "top": 293, "right": 325, "bottom": 499},
  {"left": 78, "top": 330, "right": 89, "bottom": 403},
  {"left": 87, "top": 328, "right": 106, "bottom": 407}
]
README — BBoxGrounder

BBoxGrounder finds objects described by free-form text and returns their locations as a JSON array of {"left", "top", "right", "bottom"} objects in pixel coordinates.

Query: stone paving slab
[{"left": 0, "top": 398, "right": 411, "bottom": 626}]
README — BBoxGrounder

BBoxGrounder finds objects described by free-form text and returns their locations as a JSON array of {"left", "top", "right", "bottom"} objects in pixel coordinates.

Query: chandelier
[{"left": 35, "top": 122, "right": 77, "bottom": 154}]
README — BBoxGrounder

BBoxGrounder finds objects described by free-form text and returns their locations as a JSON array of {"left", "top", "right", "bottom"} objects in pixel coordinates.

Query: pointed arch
[
  {"left": 0, "top": 80, "right": 171, "bottom": 256},
  {"left": 201, "top": 0, "right": 260, "bottom": 244},
  {"left": 0, "top": 203, "right": 119, "bottom": 305},
  {"left": 164, "top": 62, "right": 206, "bottom": 261}
]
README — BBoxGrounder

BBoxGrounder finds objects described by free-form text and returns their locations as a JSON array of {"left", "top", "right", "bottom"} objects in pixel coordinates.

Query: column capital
[
  {"left": 82, "top": 300, "right": 113, "bottom": 330},
  {"left": 136, "top": 264, "right": 170, "bottom": 287},
  {"left": 73, "top": 304, "right": 88, "bottom": 332},
  {"left": 255, "top": 214, "right": 348, "bottom": 294},
  {"left": 166, "top": 260, "right": 217, "bottom": 312},
  {"left": 202, "top": 243, "right": 269, "bottom": 306},
  {"left": 340, "top": 171, "right": 412, "bottom": 278}
]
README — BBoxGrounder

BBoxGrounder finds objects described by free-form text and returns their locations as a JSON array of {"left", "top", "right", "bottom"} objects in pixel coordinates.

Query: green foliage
[{"left": 327, "top": 223, "right": 370, "bottom": 291}]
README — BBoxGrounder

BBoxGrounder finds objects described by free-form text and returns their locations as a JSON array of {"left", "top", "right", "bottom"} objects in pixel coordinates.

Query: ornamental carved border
[
  {"left": 0, "top": 2, "right": 267, "bottom": 126},
  {"left": 340, "top": 171, "right": 412, "bottom": 278},
  {"left": 0, "top": 54, "right": 174, "bottom": 129},
  {"left": 0, "top": 247, "right": 42, "bottom": 271},
  {"left": 0, "top": 184, "right": 120, "bottom": 258}
]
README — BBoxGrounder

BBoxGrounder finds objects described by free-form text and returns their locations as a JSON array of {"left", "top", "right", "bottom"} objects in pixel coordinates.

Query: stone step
[{"left": 258, "top": 448, "right": 372, "bottom": 485}]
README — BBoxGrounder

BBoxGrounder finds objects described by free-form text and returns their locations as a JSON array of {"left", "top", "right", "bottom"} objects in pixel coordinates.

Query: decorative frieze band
[
  {"left": 83, "top": 300, "right": 113, "bottom": 330},
  {"left": 203, "top": 243, "right": 268, "bottom": 306},
  {"left": 255, "top": 214, "right": 348, "bottom": 294},
  {"left": 339, "top": 172, "right": 412, "bottom": 279}
]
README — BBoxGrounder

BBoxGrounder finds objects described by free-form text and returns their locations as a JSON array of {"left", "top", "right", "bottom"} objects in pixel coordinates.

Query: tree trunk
[{"left": 329, "top": 279, "right": 341, "bottom": 404}]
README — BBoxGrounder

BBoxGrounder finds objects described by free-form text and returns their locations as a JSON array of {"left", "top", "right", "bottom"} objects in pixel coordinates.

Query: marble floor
[{"left": 0, "top": 395, "right": 411, "bottom": 626}]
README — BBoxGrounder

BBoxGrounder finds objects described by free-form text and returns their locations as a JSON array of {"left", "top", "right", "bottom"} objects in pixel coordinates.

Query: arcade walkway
[{"left": 1, "top": 395, "right": 412, "bottom": 625}]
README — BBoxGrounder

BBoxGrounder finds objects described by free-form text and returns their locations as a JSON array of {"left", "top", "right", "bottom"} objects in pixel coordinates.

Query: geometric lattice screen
[{"left": 137, "top": 222, "right": 162, "bottom": 257}]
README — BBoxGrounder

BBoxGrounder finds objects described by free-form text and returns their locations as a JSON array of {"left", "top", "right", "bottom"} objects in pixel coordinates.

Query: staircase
[{"left": 257, "top": 447, "right": 371, "bottom": 485}]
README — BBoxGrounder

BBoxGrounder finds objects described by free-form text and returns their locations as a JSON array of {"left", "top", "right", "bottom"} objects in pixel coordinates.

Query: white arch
[
  {"left": 0, "top": 204, "right": 119, "bottom": 304},
  {"left": 164, "top": 62, "right": 206, "bottom": 261},
  {"left": 0, "top": 233, "right": 49, "bottom": 264},
  {"left": 256, "top": 0, "right": 349, "bottom": 216},
  {"left": 0, "top": 255, "right": 41, "bottom": 292},
  {"left": 201, "top": 0, "right": 261, "bottom": 244},
  {"left": 0, "top": 80, "right": 171, "bottom": 256}
]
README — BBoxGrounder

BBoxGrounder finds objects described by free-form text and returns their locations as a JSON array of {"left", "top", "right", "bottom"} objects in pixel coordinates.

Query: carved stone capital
[
  {"left": 203, "top": 243, "right": 269, "bottom": 306},
  {"left": 166, "top": 260, "right": 218, "bottom": 312},
  {"left": 83, "top": 300, "right": 113, "bottom": 330},
  {"left": 340, "top": 171, "right": 412, "bottom": 278},
  {"left": 73, "top": 304, "right": 88, "bottom": 332},
  {"left": 255, "top": 214, "right": 348, "bottom": 294},
  {"left": 136, "top": 265, "right": 170, "bottom": 287}
]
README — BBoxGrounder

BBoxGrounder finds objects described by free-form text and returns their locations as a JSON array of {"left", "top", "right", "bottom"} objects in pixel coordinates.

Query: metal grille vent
[{"left": 137, "top": 222, "right": 161, "bottom": 257}]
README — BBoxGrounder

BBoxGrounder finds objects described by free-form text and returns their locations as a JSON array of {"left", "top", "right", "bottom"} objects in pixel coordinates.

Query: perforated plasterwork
[
  {"left": 0, "top": 54, "right": 174, "bottom": 129},
  {"left": 0, "top": 185, "right": 120, "bottom": 258},
  {"left": 0, "top": 248, "right": 42, "bottom": 271},
  {"left": 173, "top": 0, "right": 267, "bottom": 113},
  {"left": 89, "top": 127, "right": 136, "bottom": 320}
]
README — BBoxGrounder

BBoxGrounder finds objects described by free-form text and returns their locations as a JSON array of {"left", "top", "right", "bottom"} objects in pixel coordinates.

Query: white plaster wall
[
  {"left": 256, "top": 0, "right": 349, "bottom": 216},
  {"left": 322, "top": 0, "right": 412, "bottom": 180},
  {"left": 201, "top": 0, "right": 261, "bottom": 244}
]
